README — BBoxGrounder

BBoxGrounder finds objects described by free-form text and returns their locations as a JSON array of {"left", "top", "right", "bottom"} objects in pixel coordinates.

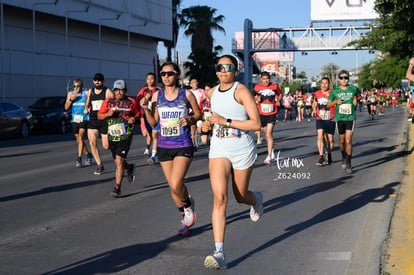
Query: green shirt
[{"left": 328, "top": 85, "right": 361, "bottom": 122}]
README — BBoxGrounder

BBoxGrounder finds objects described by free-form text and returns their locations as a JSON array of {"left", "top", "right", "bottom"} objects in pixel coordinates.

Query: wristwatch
[{"left": 226, "top": 118, "right": 232, "bottom": 127}]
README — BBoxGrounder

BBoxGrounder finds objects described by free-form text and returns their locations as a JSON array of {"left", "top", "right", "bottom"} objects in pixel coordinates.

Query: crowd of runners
[{"left": 62, "top": 55, "right": 413, "bottom": 270}]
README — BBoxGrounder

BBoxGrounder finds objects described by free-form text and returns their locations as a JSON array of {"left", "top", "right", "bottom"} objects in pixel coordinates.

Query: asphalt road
[{"left": 0, "top": 105, "right": 409, "bottom": 275}]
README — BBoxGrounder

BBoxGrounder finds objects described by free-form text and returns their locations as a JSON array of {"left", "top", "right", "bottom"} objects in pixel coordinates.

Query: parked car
[
  {"left": 29, "top": 96, "right": 72, "bottom": 133},
  {"left": 0, "top": 101, "right": 33, "bottom": 138}
]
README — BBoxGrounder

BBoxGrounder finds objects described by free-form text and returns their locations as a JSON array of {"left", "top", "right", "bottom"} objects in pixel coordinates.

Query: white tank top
[
  {"left": 209, "top": 82, "right": 254, "bottom": 152},
  {"left": 211, "top": 82, "right": 248, "bottom": 121}
]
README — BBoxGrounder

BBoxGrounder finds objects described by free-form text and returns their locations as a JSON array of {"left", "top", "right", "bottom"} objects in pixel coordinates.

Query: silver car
[{"left": 0, "top": 101, "right": 33, "bottom": 138}]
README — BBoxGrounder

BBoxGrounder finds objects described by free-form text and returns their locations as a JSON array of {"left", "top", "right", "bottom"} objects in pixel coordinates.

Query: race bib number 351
[{"left": 213, "top": 125, "right": 240, "bottom": 139}]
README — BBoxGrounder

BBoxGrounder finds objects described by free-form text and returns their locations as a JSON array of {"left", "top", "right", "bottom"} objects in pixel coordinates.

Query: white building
[{"left": 0, "top": 0, "right": 172, "bottom": 107}]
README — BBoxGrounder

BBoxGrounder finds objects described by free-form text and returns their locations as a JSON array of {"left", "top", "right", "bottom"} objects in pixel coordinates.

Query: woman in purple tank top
[{"left": 140, "top": 62, "right": 201, "bottom": 236}]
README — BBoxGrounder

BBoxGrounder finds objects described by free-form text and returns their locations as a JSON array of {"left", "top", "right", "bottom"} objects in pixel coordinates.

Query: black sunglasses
[{"left": 160, "top": 70, "right": 177, "bottom": 77}]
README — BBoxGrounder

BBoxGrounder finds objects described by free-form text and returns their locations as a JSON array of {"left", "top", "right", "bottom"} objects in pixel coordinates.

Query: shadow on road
[
  {"left": 228, "top": 182, "right": 399, "bottom": 268},
  {"left": 0, "top": 178, "right": 114, "bottom": 203}
]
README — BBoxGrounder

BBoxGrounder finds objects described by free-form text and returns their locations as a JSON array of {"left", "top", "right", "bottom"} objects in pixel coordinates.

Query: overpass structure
[{"left": 232, "top": 19, "right": 373, "bottom": 90}]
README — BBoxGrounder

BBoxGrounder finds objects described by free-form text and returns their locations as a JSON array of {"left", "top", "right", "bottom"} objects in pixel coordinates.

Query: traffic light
[{"left": 292, "top": 67, "right": 296, "bottom": 79}]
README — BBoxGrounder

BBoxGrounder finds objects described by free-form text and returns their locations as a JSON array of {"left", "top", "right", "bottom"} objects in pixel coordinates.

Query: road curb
[{"left": 382, "top": 121, "right": 414, "bottom": 275}]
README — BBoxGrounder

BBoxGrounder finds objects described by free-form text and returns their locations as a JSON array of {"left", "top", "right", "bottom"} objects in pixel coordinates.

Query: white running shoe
[
  {"left": 177, "top": 220, "right": 189, "bottom": 235},
  {"left": 183, "top": 196, "right": 196, "bottom": 227},
  {"left": 264, "top": 156, "right": 272, "bottom": 165},
  {"left": 204, "top": 250, "right": 227, "bottom": 269},
  {"left": 250, "top": 192, "right": 264, "bottom": 222},
  {"left": 143, "top": 148, "right": 150, "bottom": 156}
]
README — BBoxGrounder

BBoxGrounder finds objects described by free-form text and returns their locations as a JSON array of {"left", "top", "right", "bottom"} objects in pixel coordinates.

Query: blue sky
[{"left": 158, "top": 0, "right": 375, "bottom": 78}]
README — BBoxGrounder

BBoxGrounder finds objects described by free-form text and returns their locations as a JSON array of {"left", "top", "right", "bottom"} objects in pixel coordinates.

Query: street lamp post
[
  {"left": 32, "top": 1, "right": 58, "bottom": 99},
  {"left": 98, "top": 15, "right": 121, "bottom": 71},
  {"left": 65, "top": 6, "right": 89, "bottom": 85}
]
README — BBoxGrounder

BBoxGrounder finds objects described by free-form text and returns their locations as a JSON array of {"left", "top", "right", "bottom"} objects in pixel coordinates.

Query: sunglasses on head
[
  {"left": 160, "top": 70, "right": 177, "bottom": 77},
  {"left": 215, "top": 64, "right": 236, "bottom": 73},
  {"left": 73, "top": 85, "right": 81, "bottom": 88},
  {"left": 339, "top": 76, "right": 349, "bottom": 80}
]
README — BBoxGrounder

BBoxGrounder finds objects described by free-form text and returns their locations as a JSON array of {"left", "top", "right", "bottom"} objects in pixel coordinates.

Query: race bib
[
  {"left": 91, "top": 100, "right": 104, "bottom": 111},
  {"left": 392, "top": 96, "right": 396, "bottom": 100},
  {"left": 160, "top": 118, "right": 180, "bottom": 137},
  {"left": 213, "top": 124, "right": 240, "bottom": 139},
  {"left": 261, "top": 104, "right": 274, "bottom": 113},
  {"left": 338, "top": 104, "right": 353, "bottom": 115},
  {"left": 283, "top": 99, "right": 290, "bottom": 106},
  {"left": 108, "top": 123, "right": 126, "bottom": 136},
  {"left": 297, "top": 100, "right": 304, "bottom": 107},
  {"left": 73, "top": 115, "right": 84, "bottom": 123},
  {"left": 319, "top": 110, "right": 331, "bottom": 120}
]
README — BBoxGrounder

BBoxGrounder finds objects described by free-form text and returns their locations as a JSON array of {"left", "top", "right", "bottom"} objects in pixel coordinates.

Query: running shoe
[
  {"left": 316, "top": 155, "right": 325, "bottom": 166},
  {"left": 143, "top": 148, "right": 150, "bottom": 156},
  {"left": 147, "top": 156, "right": 155, "bottom": 165},
  {"left": 85, "top": 154, "right": 93, "bottom": 166},
  {"left": 126, "top": 164, "right": 136, "bottom": 184},
  {"left": 257, "top": 138, "right": 262, "bottom": 145},
  {"left": 341, "top": 158, "right": 347, "bottom": 170},
  {"left": 76, "top": 157, "right": 82, "bottom": 168},
  {"left": 308, "top": 118, "right": 311, "bottom": 122},
  {"left": 110, "top": 186, "right": 121, "bottom": 198},
  {"left": 94, "top": 164, "right": 104, "bottom": 175},
  {"left": 177, "top": 220, "right": 189, "bottom": 235},
  {"left": 183, "top": 196, "right": 196, "bottom": 227},
  {"left": 345, "top": 160, "right": 352, "bottom": 174},
  {"left": 250, "top": 192, "right": 263, "bottom": 222},
  {"left": 327, "top": 153, "right": 333, "bottom": 165},
  {"left": 264, "top": 156, "right": 272, "bottom": 165},
  {"left": 204, "top": 250, "right": 227, "bottom": 269}
]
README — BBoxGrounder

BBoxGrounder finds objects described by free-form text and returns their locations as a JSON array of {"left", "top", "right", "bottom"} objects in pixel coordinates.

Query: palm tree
[
  {"left": 164, "top": 0, "right": 182, "bottom": 62},
  {"left": 180, "top": 5, "right": 225, "bottom": 53},
  {"left": 180, "top": 5, "right": 225, "bottom": 86},
  {"left": 321, "top": 63, "right": 340, "bottom": 87}
]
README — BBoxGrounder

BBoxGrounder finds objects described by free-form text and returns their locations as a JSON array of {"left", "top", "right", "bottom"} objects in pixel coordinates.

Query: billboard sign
[
  {"left": 235, "top": 32, "right": 294, "bottom": 62},
  {"left": 311, "top": 0, "right": 379, "bottom": 21}
]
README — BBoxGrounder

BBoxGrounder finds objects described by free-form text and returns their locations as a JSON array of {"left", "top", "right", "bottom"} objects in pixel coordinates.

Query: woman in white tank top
[{"left": 201, "top": 55, "right": 264, "bottom": 269}]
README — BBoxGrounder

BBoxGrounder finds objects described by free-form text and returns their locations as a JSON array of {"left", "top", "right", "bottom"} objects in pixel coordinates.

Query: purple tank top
[{"left": 157, "top": 88, "right": 192, "bottom": 148}]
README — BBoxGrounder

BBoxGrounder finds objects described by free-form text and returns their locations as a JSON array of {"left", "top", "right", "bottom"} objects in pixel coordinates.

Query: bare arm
[
  {"left": 209, "top": 84, "right": 260, "bottom": 131},
  {"left": 141, "top": 92, "right": 158, "bottom": 128},
  {"left": 406, "top": 57, "right": 414, "bottom": 82},
  {"left": 64, "top": 91, "right": 74, "bottom": 111},
  {"left": 84, "top": 89, "right": 91, "bottom": 113}
]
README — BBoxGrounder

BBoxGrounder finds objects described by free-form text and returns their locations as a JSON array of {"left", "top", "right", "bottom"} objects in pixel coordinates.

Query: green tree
[
  {"left": 351, "top": 0, "right": 414, "bottom": 58},
  {"left": 180, "top": 5, "right": 225, "bottom": 86},
  {"left": 297, "top": 71, "right": 307, "bottom": 79},
  {"left": 320, "top": 63, "right": 340, "bottom": 88}
]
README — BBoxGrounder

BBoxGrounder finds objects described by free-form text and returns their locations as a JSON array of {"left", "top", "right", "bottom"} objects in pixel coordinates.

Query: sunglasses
[
  {"left": 93, "top": 79, "right": 103, "bottom": 82},
  {"left": 73, "top": 85, "right": 81, "bottom": 88},
  {"left": 215, "top": 64, "right": 236, "bottom": 73},
  {"left": 160, "top": 70, "right": 177, "bottom": 77},
  {"left": 339, "top": 76, "right": 349, "bottom": 80}
]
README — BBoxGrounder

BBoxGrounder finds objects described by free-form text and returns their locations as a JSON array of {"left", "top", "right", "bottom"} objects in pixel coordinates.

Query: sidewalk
[{"left": 382, "top": 122, "right": 414, "bottom": 275}]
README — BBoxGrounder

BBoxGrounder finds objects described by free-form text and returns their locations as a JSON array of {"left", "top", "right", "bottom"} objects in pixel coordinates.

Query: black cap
[{"left": 93, "top": 73, "right": 104, "bottom": 81}]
